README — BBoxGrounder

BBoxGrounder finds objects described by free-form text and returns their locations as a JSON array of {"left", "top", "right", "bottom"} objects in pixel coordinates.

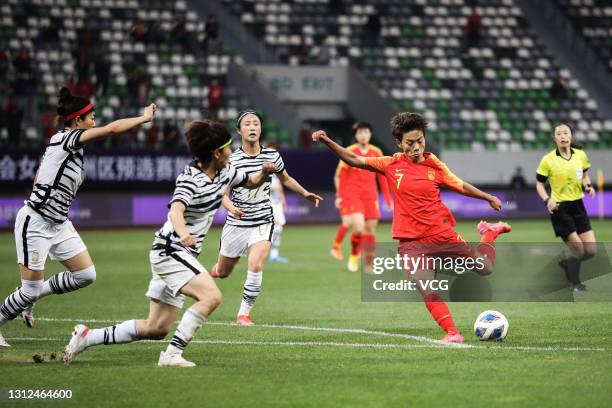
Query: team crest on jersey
[{"left": 428, "top": 170, "right": 435, "bottom": 181}]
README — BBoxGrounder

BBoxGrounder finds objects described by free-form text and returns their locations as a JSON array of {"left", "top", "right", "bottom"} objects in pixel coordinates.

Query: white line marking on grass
[
  {"left": 4, "top": 337, "right": 448, "bottom": 350},
  {"left": 34, "top": 317, "right": 466, "bottom": 348},
  {"left": 31, "top": 317, "right": 606, "bottom": 352},
  {"left": 5, "top": 337, "right": 607, "bottom": 352}
]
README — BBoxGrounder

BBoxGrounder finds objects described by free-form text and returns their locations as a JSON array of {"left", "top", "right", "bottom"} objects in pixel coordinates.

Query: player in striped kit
[
  {"left": 63, "top": 120, "right": 278, "bottom": 366},
  {"left": 210, "top": 111, "right": 323, "bottom": 326},
  {"left": 0, "top": 87, "right": 156, "bottom": 348}
]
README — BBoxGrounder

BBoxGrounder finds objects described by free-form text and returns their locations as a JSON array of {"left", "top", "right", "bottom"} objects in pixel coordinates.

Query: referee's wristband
[{"left": 584, "top": 184, "right": 593, "bottom": 190}]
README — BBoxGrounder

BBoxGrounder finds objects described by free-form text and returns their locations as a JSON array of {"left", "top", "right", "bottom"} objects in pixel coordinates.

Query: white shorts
[
  {"left": 145, "top": 249, "right": 206, "bottom": 309},
  {"left": 271, "top": 202, "right": 286, "bottom": 226},
  {"left": 219, "top": 222, "right": 274, "bottom": 258},
  {"left": 14, "top": 206, "right": 87, "bottom": 271}
]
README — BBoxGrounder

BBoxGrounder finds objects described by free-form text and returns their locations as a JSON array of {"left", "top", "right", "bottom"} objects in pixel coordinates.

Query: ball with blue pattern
[{"left": 473, "top": 310, "right": 509, "bottom": 340}]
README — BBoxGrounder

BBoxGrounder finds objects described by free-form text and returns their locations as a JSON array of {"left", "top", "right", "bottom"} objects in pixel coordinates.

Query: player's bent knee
[
  {"left": 72, "top": 265, "right": 96, "bottom": 288},
  {"left": 248, "top": 262, "right": 264, "bottom": 272},
  {"left": 583, "top": 247, "right": 597, "bottom": 260},
  {"left": 21, "top": 280, "right": 43, "bottom": 303},
  {"left": 571, "top": 247, "right": 585, "bottom": 259},
  {"left": 208, "top": 289, "right": 222, "bottom": 309}
]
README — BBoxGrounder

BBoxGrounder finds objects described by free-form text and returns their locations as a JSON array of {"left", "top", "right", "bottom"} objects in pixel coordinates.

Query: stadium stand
[
  {"left": 222, "top": 0, "right": 612, "bottom": 151},
  {"left": 555, "top": 0, "right": 612, "bottom": 73},
  {"left": 0, "top": 0, "right": 255, "bottom": 149}
]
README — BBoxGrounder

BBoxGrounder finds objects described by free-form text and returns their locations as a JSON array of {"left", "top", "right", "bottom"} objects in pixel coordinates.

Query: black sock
[{"left": 566, "top": 256, "right": 582, "bottom": 285}]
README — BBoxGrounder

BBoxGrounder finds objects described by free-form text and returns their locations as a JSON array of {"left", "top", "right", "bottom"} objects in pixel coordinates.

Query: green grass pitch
[{"left": 1, "top": 220, "right": 611, "bottom": 407}]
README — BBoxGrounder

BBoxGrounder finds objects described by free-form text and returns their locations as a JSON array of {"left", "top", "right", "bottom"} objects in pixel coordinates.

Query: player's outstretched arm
[
  {"left": 168, "top": 201, "right": 197, "bottom": 248},
  {"left": 277, "top": 170, "right": 323, "bottom": 207},
  {"left": 311, "top": 130, "right": 380, "bottom": 172},
  {"left": 78, "top": 103, "right": 157, "bottom": 145},
  {"left": 461, "top": 182, "right": 502, "bottom": 211},
  {"left": 244, "top": 161, "right": 278, "bottom": 188}
]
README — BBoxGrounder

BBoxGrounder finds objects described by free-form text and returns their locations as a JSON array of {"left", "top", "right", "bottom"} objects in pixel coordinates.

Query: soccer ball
[{"left": 473, "top": 310, "right": 509, "bottom": 341}]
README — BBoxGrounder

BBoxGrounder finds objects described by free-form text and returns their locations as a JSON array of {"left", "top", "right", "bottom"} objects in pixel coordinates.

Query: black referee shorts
[{"left": 550, "top": 199, "right": 592, "bottom": 238}]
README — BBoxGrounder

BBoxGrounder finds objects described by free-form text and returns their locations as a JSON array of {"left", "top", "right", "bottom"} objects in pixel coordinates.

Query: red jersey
[
  {"left": 365, "top": 152, "right": 464, "bottom": 240},
  {"left": 336, "top": 144, "right": 391, "bottom": 204}
]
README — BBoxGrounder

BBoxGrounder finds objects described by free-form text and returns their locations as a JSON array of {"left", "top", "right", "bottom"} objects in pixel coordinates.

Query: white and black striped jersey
[
  {"left": 152, "top": 161, "right": 248, "bottom": 256},
  {"left": 226, "top": 146, "right": 285, "bottom": 227},
  {"left": 26, "top": 129, "right": 86, "bottom": 223}
]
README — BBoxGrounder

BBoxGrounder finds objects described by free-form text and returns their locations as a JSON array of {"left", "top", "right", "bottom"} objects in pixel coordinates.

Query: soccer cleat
[
  {"left": 347, "top": 254, "right": 360, "bottom": 272},
  {"left": 236, "top": 315, "right": 254, "bottom": 326},
  {"left": 21, "top": 304, "right": 35, "bottom": 328},
  {"left": 63, "top": 324, "right": 90, "bottom": 364},
  {"left": 157, "top": 351, "right": 196, "bottom": 367},
  {"left": 438, "top": 332, "right": 465, "bottom": 344},
  {"left": 269, "top": 255, "right": 289, "bottom": 263},
  {"left": 209, "top": 263, "right": 219, "bottom": 279},
  {"left": 330, "top": 246, "right": 343, "bottom": 261},
  {"left": 0, "top": 331, "right": 10, "bottom": 347},
  {"left": 477, "top": 221, "right": 512, "bottom": 238},
  {"left": 572, "top": 283, "right": 588, "bottom": 292}
]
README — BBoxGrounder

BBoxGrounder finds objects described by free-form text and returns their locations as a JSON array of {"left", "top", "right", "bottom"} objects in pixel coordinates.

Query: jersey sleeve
[
  {"left": 63, "top": 129, "right": 85, "bottom": 151},
  {"left": 274, "top": 151, "right": 285, "bottom": 173},
  {"left": 580, "top": 150, "right": 591, "bottom": 171},
  {"left": 364, "top": 156, "right": 394, "bottom": 173},
  {"left": 430, "top": 155, "right": 464, "bottom": 193},
  {"left": 171, "top": 172, "right": 197, "bottom": 207},
  {"left": 228, "top": 164, "right": 248, "bottom": 188},
  {"left": 536, "top": 156, "right": 550, "bottom": 182}
]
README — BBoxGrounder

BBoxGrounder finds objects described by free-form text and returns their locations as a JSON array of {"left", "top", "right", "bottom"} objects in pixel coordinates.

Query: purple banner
[{"left": 0, "top": 191, "right": 610, "bottom": 228}]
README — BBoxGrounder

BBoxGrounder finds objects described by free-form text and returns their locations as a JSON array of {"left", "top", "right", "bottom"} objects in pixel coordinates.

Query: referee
[{"left": 536, "top": 123, "right": 597, "bottom": 291}]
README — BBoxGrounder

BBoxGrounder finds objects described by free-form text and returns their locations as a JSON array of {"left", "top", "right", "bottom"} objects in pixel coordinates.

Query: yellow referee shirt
[{"left": 536, "top": 148, "right": 591, "bottom": 203}]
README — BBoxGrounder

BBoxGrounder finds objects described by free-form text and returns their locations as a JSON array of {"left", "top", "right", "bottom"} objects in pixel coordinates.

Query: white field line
[
  {"left": 34, "top": 317, "right": 466, "bottom": 348},
  {"left": 4, "top": 337, "right": 447, "bottom": 350},
  {"left": 20, "top": 316, "right": 606, "bottom": 352}
]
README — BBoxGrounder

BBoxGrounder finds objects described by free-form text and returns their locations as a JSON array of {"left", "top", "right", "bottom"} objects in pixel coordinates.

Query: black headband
[{"left": 236, "top": 110, "right": 262, "bottom": 128}]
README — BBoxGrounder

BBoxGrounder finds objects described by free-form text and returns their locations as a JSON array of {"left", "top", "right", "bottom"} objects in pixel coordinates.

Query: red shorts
[
  {"left": 397, "top": 228, "right": 474, "bottom": 260},
  {"left": 339, "top": 196, "right": 380, "bottom": 219}
]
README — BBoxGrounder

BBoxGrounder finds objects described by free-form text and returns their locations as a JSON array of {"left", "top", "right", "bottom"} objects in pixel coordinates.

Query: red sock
[
  {"left": 334, "top": 225, "right": 348, "bottom": 247},
  {"left": 362, "top": 234, "right": 376, "bottom": 265},
  {"left": 478, "top": 242, "right": 496, "bottom": 263},
  {"left": 423, "top": 293, "right": 458, "bottom": 334},
  {"left": 350, "top": 232, "right": 362, "bottom": 256}
]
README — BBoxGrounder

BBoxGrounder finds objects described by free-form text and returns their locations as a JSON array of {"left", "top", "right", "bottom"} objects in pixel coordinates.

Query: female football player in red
[
  {"left": 313, "top": 112, "right": 511, "bottom": 343},
  {"left": 331, "top": 122, "right": 392, "bottom": 272}
]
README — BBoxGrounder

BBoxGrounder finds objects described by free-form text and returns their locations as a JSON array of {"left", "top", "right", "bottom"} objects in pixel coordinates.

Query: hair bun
[{"left": 58, "top": 87, "right": 73, "bottom": 103}]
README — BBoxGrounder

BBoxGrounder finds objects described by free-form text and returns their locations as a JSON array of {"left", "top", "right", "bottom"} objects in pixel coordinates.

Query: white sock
[
  {"left": 271, "top": 225, "right": 283, "bottom": 256},
  {"left": 39, "top": 266, "right": 96, "bottom": 298},
  {"left": 87, "top": 320, "right": 139, "bottom": 347},
  {"left": 166, "top": 307, "right": 207, "bottom": 355},
  {"left": 238, "top": 271, "right": 263, "bottom": 316},
  {"left": 0, "top": 279, "right": 42, "bottom": 326}
]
